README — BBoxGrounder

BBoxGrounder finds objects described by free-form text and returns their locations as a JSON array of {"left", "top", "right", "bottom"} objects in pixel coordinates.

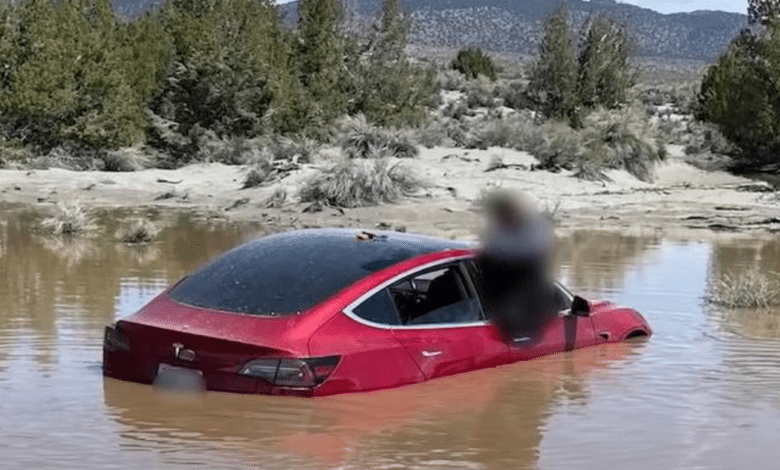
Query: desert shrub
[
  {"left": 436, "top": 69, "right": 467, "bottom": 91},
  {"left": 451, "top": 47, "right": 498, "bottom": 81},
  {"left": 411, "top": 118, "right": 469, "bottom": 148},
  {"left": 190, "top": 133, "right": 262, "bottom": 165},
  {"left": 41, "top": 201, "right": 97, "bottom": 236},
  {"left": 530, "top": 106, "right": 664, "bottom": 181},
  {"left": 262, "top": 135, "right": 319, "bottom": 163},
  {"left": 495, "top": 80, "right": 534, "bottom": 110},
  {"left": 441, "top": 101, "right": 471, "bottom": 119},
  {"left": 464, "top": 81, "right": 499, "bottom": 109},
  {"left": 683, "top": 121, "right": 738, "bottom": 156},
  {"left": 264, "top": 185, "right": 287, "bottom": 208},
  {"left": 299, "top": 158, "right": 421, "bottom": 208},
  {"left": 118, "top": 219, "right": 160, "bottom": 244},
  {"left": 637, "top": 85, "right": 693, "bottom": 109},
  {"left": 102, "top": 147, "right": 154, "bottom": 171},
  {"left": 706, "top": 267, "right": 780, "bottom": 308},
  {"left": 241, "top": 147, "right": 300, "bottom": 188},
  {"left": 529, "top": 120, "right": 587, "bottom": 170},
  {"left": 337, "top": 115, "right": 418, "bottom": 159},
  {"left": 578, "top": 107, "right": 665, "bottom": 181},
  {"left": 471, "top": 112, "right": 542, "bottom": 150}
]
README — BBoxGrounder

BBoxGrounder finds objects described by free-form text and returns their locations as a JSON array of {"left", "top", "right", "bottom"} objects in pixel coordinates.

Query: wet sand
[{"left": 1, "top": 144, "right": 777, "bottom": 240}]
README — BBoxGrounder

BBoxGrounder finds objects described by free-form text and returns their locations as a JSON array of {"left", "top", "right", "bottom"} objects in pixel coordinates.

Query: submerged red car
[{"left": 103, "top": 229, "right": 651, "bottom": 396}]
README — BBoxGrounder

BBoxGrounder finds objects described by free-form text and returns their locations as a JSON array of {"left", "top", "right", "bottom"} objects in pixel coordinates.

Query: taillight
[
  {"left": 239, "top": 356, "right": 340, "bottom": 388},
  {"left": 103, "top": 324, "right": 131, "bottom": 352}
]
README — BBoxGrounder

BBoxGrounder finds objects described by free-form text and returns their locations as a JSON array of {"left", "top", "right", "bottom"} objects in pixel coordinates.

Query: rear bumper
[{"left": 102, "top": 326, "right": 315, "bottom": 396}]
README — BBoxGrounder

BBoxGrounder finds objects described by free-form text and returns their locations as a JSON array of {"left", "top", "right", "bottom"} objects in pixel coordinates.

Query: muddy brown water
[{"left": 2, "top": 205, "right": 780, "bottom": 469}]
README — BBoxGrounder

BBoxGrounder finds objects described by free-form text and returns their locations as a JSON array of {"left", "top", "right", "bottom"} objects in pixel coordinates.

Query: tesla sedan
[{"left": 103, "top": 229, "right": 651, "bottom": 396}]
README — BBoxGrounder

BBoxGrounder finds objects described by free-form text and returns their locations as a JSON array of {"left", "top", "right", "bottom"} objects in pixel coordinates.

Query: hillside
[{"left": 280, "top": 0, "right": 746, "bottom": 60}]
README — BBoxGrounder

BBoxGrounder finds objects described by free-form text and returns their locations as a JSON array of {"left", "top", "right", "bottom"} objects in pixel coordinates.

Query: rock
[
  {"left": 154, "top": 191, "right": 177, "bottom": 200},
  {"left": 225, "top": 198, "right": 249, "bottom": 211}
]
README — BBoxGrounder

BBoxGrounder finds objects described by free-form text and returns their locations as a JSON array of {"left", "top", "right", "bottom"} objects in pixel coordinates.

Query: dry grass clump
[
  {"left": 299, "top": 158, "right": 422, "bottom": 208},
  {"left": 337, "top": 115, "right": 418, "bottom": 159},
  {"left": 262, "top": 135, "right": 319, "bottom": 164},
  {"left": 41, "top": 201, "right": 97, "bottom": 236},
  {"left": 117, "top": 219, "right": 160, "bottom": 244},
  {"left": 706, "top": 268, "right": 780, "bottom": 309},
  {"left": 241, "top": 148, "right": 300, "bottom": 189},
  {"left": 102, "top": 147, "right": 154, "bottom": 171}
]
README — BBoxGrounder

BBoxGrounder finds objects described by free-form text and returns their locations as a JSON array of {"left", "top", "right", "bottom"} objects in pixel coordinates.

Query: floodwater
[{"left": 1, "top": 204, "right": 780, "bottom": 470}]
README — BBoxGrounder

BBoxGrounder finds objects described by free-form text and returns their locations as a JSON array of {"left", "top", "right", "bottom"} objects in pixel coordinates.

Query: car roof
[{"left": 167, "top": 229, "right": 473, "bottom": 316}]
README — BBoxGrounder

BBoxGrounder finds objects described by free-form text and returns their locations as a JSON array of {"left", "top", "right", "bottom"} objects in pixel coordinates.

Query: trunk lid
[{"left": 104, "top": 294, "right": 326, "bottom": 392}]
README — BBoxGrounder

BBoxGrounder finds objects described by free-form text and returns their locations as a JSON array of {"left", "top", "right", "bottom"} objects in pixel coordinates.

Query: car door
[
  {"left": 507, "top": 283, "right": 598, "bottom": 361},
  {"left": 463, "top": 259, "right": 598, "bottom": 362},
  {"left": 389, "top": 262, "right": 510, "bottom": 380}
]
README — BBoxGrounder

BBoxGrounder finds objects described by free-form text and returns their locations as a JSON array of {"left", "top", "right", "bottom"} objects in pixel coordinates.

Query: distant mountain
[{"left": 280, "top": 0, "right": 747, "bottom": 60}]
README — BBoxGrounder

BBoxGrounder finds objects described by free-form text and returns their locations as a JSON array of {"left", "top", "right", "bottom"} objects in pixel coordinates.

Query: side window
[
  {"left": 353, "top": 289, "right": 401, "bottom": 325},
  {"left": 550, "top": 284, "right": 573, "bottom": 312},
  {"left": 464, "top": 260, "right": 486, "bottom": 304},
  {"left": 388, "top": 265, "right": 481, "bottom": 325}
]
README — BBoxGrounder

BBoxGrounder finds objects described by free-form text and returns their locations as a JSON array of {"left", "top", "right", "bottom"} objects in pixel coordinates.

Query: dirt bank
[{"left": 1, "top": 144, "right": 778, "bottom": 240}]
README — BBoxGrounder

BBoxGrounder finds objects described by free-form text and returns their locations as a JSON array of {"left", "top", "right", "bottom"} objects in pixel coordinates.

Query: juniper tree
[
  {"left": 374, "top": 0, "right": 409, "bottom": 63},
  {"left": 578, "top": 16, "right": 636, "bottom": 109},
  {"left": 749, "top": 0, "right": 780, "bottom": 24},
  {"left": 451, "top": 47, "right": 498, "bottom": 81},
  {"left": 696, "top": 26, "right": 780, "bottom": 165},
  {"left": 297, "top": 0, "right": 344, "bottom": 121},
  {"left": 528, "top": 6, "right": 579, "bottom": 121}
]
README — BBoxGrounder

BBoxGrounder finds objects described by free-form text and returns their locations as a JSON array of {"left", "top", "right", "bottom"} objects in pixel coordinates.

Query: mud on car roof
[{"left": 168, "top": 228, "right": 470, "bottom": 317}]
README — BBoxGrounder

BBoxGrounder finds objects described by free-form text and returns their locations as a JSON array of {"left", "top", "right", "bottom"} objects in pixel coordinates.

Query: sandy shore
[{"left": 1, "top": 144, "right": 778, "bottom": 240}]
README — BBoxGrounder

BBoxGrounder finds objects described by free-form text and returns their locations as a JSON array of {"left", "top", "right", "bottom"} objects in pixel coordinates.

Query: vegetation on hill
[{"left": 279, "top": 0, "right": 747, "bottom": 60}]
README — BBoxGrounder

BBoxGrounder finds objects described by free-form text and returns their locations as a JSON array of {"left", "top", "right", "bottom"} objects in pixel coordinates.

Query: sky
[{"left": 275, "top": 0, "right": 748, "bottom": 15}]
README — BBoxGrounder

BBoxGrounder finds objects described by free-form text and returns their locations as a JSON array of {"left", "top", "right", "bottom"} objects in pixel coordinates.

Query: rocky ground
[{"left": 1, "top": 144, "right": 778, "bottom": 241}]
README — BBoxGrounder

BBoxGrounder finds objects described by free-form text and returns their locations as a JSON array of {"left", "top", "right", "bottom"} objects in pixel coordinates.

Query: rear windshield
[{"left": 168, "top": 230, "right": 464, "bottom": 316}]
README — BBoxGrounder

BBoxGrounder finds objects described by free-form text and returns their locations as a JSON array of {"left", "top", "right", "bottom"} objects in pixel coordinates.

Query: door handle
[{"left": 421, "top": 350, "right": 443, "bottom": 357}]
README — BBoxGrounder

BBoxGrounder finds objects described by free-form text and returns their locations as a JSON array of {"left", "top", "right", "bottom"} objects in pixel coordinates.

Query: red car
[{"left": 103, "top": 229, "right": 651, "bottom": 396}]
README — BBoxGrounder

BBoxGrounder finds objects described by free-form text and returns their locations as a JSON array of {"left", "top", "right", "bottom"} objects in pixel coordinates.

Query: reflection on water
[
  {"left": 1, "top": 205, "right": 780, "bottom": 469},
  {"left": 103, "top": 344, "right": 642, "bottom": 470}
]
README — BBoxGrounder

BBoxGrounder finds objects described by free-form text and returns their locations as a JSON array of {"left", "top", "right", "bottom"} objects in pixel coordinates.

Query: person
[{"left": 477, "top": 190, "right": 554, "bottom": 343}]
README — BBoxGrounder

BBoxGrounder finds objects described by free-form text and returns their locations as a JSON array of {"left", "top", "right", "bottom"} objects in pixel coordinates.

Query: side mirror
[{"left": 571, "top": 295, "right": 591, "bottom": 317}]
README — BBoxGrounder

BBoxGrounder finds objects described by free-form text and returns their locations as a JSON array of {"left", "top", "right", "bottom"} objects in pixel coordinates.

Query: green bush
[
  {"left": 695, "top": 24, "right": 780, "bottom": 167},
  {"left": 0, "top": 0, "right": 439, "bottom": 168},
  {"left": 0, "top": 0, "right": 165, "bottom": 152},
  {"left": 451, "top": 47, "right": 498, "bottom": 81}
]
